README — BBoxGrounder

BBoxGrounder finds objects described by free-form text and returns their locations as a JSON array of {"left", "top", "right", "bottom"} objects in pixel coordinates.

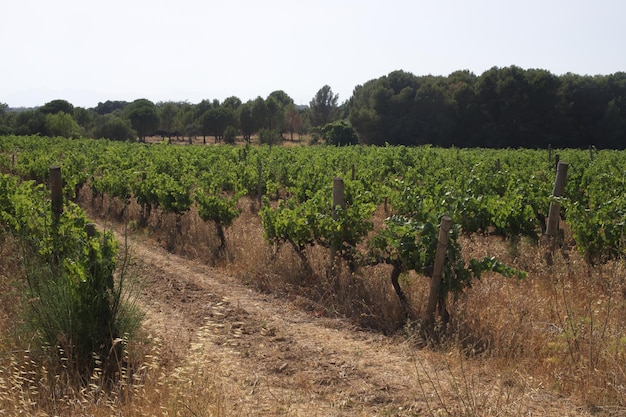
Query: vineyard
[
  {"left": 1, "top": 135, "right": 624, "bottom": 265},
  {"left": 1, "top": 135, "right": 625, "bottom": 319},
  {"left": 1, "top": 134, "right": 626, "bottom": 415}
]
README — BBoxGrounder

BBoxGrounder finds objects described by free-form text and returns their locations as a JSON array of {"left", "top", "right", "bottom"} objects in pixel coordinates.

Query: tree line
[
  {"left": 0, "top": 88, "right": 343, "bottom": 145},
  {"left": 348, "top": 67, "right": 626, "bottom": 149},
  {"left": 1, "top": 66, "right": 624, "bottom": 148}
]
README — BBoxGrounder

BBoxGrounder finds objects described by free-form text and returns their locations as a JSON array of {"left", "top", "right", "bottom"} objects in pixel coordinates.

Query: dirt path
[{"left": 116, "top": 229, "right": 590, "bottom": 416}]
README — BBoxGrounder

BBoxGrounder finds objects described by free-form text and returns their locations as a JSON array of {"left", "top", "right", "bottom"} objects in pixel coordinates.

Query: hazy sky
[{"left": 2, "top": 0, "right": 625, "bottom": 108}]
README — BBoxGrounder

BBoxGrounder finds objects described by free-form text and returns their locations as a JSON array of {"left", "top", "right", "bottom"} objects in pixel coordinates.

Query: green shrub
[
  {"left": 320, "top": 120, "right": 358, "bottom": 146},
  {"left": 1, "top": 174, "right": 141, "bottom": 383},
  {"left": 258, "top": 128, "right": 282, "bottom": 146},
  {"left": 223, "top": 125, "right": 237, "bottom": 144}
]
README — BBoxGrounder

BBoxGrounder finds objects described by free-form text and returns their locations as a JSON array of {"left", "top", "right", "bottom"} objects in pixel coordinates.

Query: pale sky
[{"left": 2, "top": 0, "right": 625, "bottom": 108}]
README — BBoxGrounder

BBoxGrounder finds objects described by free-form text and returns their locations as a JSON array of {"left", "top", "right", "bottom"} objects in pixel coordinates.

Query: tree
[
  {"left": 14, "top": 110, "right": 47, "bottom": 136},
  {"left": 412, "top": 79, "right": 456, "bottom": 146},
  {"left": 95, "top": 100, "right": 128, "bottom": 115},
  {"left": 157, "top": 101, "right": 181, "bottom": 138},
  {"left": 319, "top": 120, "right": 358, "bottom": 146},
  {"left": 348, "top": 70, "right": 422, "bottom": 145},
  {"left": 223, "top": 125, "right": 237, "bottom": 144},
  {"left": 268, "top": 90, "right": 294, "bottom": 108},
  {"left": 557, "top": 73, "right": 608, "bottom": 148},
  {"left": 39, "top": 99, "right": 74, "bottom": 115},
  {"left": 266, "top": 91, "right": 294, "bottom": 136},
  {"left": 285, "top": 104, "right": 303, "bottom": 141},
  {"left": 196, "top": 99, "right": 218, "bottom": 143},
  {"left": 195, "top": 99, "right": 214, "bottom": 119},
  {"left": 238, "top": 101, "right": 255, "bottom": 142},
  {"left": 0, "top": 102, "right": 12, "bottom": 135},
  {"left": 602, "top": 72, "right": 626, "bottom": 148},
  {"left": 185, "top": 122, "right": 201, "bottom": 144},
  {"left": 45, "top": 112, "right": 80, "bottom": 138},
  {"left": 258, "top": 128, "right": 281, "bottom": 146},
  {"left": 222, "top": 96, "right": 242, "bottom": 111},
  {"left": 309, "top": 85, "right": 340, "bottom": 127},
  {"left": 126, "top": 99, "right": 160, "bottom": 142},
  {"left": 73, "top": 107, "right": 95, "bottom": 133},
  {"left": 251, "top": 96, "right": 268, "bottom": 140},
  {"left": 201, "top": 105, "right": 235, "bottom": 143},
  {"left": 265, "top": 96, "right": 280, "bottom": 132},
  {"left": 523, "top": 68, "right": 561, "bottom": 147},
  {"left": 447, "top": 70, "right": 482, "bottom": 147},
  {"left": 94, "top": 114, "right": 136, "bottom": 141},
  {"left": 173, "top": 102, "right": 194, "bottom": 141}
]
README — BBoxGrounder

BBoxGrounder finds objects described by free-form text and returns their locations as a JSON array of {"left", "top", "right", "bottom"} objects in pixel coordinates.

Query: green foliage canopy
[
  {"left": 126, "top": 99, "right": 160, "bottom": 141},
  {"left": 309, "top": 85, "right": 340, "bottom": 127}
]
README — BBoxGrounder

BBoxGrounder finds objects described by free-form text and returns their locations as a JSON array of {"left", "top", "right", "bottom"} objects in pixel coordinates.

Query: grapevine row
[{"left": 1, "top": 135, "right": 624, "bottom": 264}]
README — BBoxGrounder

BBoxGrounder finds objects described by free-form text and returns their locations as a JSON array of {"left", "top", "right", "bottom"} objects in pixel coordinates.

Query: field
[{"left": 0, "top": 135, "right": 625, "bottom": 416}]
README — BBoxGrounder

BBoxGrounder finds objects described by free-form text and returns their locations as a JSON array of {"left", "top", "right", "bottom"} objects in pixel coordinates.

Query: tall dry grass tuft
[
  {"left": 0, "top": 327, "right": 197, "bottom": 416},
  {"left": 0, "top": 279, "right": 225, "bottom": 416},
  {"left": 0, "top": 226, "right": 229, "bottom": 416},
  {"left": 451, "top": 233, "right": 626, "bottom": 411},
  {"left": 0, "top": 233, "right": 23, "bottom": 343},
  {"left": 543, "top": 255, "right": 626, "bottom": 409},
  {"left": 414, "top": 350, "right": 536, "bottom": 416}
]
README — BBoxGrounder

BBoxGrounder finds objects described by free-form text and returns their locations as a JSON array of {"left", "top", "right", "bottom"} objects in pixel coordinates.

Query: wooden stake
[
  {"left": 554, "top": 154, "right": 560, "bottom": 173},
  {"left": 332, "top": 177, "right": 345, "bottom": 216},
  {"left": 546, "top": 162, "right": 569, "bottom": 237},
  {"left": 426, "top": 216, "right": 452, "bottom": 325},
  {"left": 50, "top": 166, "right": 63, "bottom": 224},
  {"left": 548, "top": 144, "right": 552, "bottom": 162},
  {"left": 330, "top": 177, "right": 345, "bottom": 273},
  {"left": 257, "top": 162, "right": 263, "bottom": 203}
]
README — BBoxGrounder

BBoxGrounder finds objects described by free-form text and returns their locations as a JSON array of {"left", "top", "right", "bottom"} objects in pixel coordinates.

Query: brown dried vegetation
[{"left": 1, "top": 190, "right": 624, "bottom": 416}]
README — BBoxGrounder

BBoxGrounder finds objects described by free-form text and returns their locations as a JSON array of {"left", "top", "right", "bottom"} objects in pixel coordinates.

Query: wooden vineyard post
[
  {"left": 50, "top": 166, "right": 63, "bottom": 225},
  {"left": 545, "top": 161, "right": 568, "bottom": 265},
  {"left": 332, "top": 177, "right": 346, "bottom": 212},
  {"left": 546, "top": 161, "right": 569, "bottom": 237},
  {"left": 548, "top": 144, "right": 552, "bottom": 162},
  {"left": 49, "top": 166, "right": 64, "bottom": 269},
  {"left": 329, "top": 177, "right": 345, "bottom": 274},
  {"left": 86, "top": 223, "right": 96, "bottom": 238},
  {"left": 554, "top": 154, "right": 560, "bottom": 173},
  {"left": 426, "top": 216, "right": 452, "bottom": 326},
  {"left": 257, "top": 162, "right": 263, "bottom": 203}
]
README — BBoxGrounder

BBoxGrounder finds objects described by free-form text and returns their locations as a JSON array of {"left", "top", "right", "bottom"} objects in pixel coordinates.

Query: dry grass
[
  {"left": 228, "top": 202, "right": 626, "bottom": 413},
  {"left": 0, "top": 232, "right": 228, "bottom": 416},
  {"left": 2, "top": 190, "right": 626, "bottom": 415},
  {"left": 455, "top": 235, "right": 626, "bottom": 411},
  {"left": 0, "top": 330, "right": 228, "bottom": 416}
]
